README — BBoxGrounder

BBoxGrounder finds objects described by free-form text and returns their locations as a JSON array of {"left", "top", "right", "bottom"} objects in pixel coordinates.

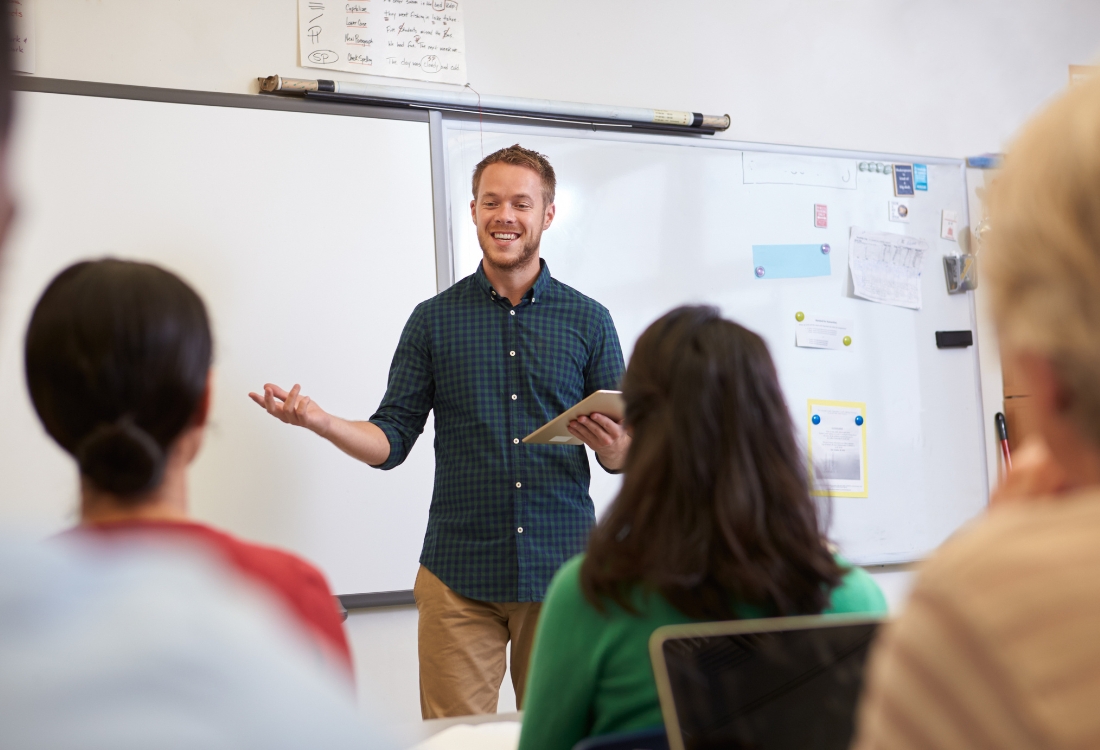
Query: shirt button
[
  {"left": 510, "top": 310, "right": 515, "bottom": 316},
  {"left": 513, "top": 438, "right": 519, "bottom": 444},
  {"left": 517, "top": 527, "right": 524, "bottom": 534},
  {"left": 516, "top": 482, "right": 522, "bottom": 488},
  {"left": 511, "top": 394, "right": 517, "bottom": 400},
  {"left": 509, "top": 350, "right": 516, "bottom": 357}
]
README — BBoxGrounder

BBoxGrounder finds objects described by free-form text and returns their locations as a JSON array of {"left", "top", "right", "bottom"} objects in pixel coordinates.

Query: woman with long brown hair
[{"left": 518, "top": 306, "right": 886, "bottom": 750}]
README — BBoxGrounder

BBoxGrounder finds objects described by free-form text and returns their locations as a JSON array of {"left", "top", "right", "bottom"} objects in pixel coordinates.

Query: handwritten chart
[
  {"left": 8, "top": 0, "right": 34, "bottom": 74},
  {"left": 848, "top": 227, "right": 928, "bottom": 310},
  {"left": 298, "top": 0, "right": 467, "bottom": 85}
]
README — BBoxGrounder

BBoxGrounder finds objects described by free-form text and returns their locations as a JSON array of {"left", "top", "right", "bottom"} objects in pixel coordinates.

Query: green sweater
[{"left": 517, "top": 554, "right": 887, "bottom": 750}]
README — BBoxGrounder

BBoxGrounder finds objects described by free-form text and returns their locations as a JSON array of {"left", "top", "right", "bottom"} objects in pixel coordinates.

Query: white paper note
[
  {"left": 796, "top": 315, "right": 853, "bottom": 350},
  {"left": 809, "top": 400, "right": 867, "bottom": 497},
  {"left": 742, "top": 152, "right": 857, "bottom": 190},
  {"left": 848, "top": 227, "right": 928, "bottom": 310},
  {"left": 8, "top": 0, "right": 34, "bottom": 74},
  {"left": 299, "top": 0, "right": 467, "bottom": 85},
  {"left": 940, "top": 209, "right": 958, "bottom": 241}
]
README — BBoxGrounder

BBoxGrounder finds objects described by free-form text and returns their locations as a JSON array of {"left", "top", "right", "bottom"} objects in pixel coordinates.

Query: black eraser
[{"left": 935, "top": 330, "right": 973, "bottom": 348}]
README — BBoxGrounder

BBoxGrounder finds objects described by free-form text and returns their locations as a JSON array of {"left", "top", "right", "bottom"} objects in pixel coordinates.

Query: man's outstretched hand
[
  {"left": 568, "top": 412, "right": 631, "bottom": 471},
  {"left": 249, "top": 383, "right": 331, "bottom": 436}
]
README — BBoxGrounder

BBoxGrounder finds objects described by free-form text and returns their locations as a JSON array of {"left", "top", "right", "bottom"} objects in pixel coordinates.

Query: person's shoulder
[
  {"left": 827, "top": 555, "right": 888, "bottom": 616},
  {"left": 920, "top": 490, "right": 1100, "bottom": 605},
  {"left": 545, "top": 277, "right": 611, "bottom": 317},
  {"left": 185, "top": 523, "right": 334, "bottom": 596},
  {"left": 545, "top": 553, "right": 587, "bottom": 604}
]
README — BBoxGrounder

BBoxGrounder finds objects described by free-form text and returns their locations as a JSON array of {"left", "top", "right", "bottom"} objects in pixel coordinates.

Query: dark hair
[
  {"left": 472, "top": 143, "right": 556, "bottom": 205},
  {"left": 24, "top": 259, "right": 213, "bottom": 501},
  {"left": 580, "top": 306, "right": 843, "bottom": 620}
]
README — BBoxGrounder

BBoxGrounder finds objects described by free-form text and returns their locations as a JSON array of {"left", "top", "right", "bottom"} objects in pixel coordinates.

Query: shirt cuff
[
  {"left": 368, "top": 419, "right": 406, "bottom": 471},
  {"left": 595, "top": 453, "right": 624, "bottom": 475}
]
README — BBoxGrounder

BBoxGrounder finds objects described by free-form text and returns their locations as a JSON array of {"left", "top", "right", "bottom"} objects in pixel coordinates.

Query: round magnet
[
  {"left": 812, "top": 414, "right": 821, "bottom": 425},
  {"left": 821, "top": 243, "right": 831, "bottom": 254},
  {"left": 795, "top": 311, "right": 805, "bottom": 322},
  {"left": 874, "top": 163, "right": 882, "bottom": 173},
  {"left": 858, "top": 162, "right": 867, "bottom": 171},
  {"left": 884, "top": 164, "right": 893, "bottom": 174},
  {"left": 855, "top": 415, "right": 864, "bottom": 426},
  {"left": 755, "top": 266, "right": 765, "bottom": 278},
  {"left": 843, "top": 335, "right": 852, "bottom": 346}
]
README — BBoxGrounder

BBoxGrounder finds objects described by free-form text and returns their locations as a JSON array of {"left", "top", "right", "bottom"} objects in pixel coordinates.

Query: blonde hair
[{"left": 988, "top": 74, "right": 1100, "bottom": 442}]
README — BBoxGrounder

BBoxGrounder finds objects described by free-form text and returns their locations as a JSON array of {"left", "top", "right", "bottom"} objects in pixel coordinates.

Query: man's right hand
[
  {"left": 248, "top": 383, "right": 392, "bottom": 467},
  {"left": 249, "top": 384, "right": 331, "bottom": 436}
]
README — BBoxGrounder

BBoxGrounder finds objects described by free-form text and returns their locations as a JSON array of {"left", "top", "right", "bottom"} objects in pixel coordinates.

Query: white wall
[
  {"left": 18, "top": 0, "right": 1097, "bottom": 727},
  {"left": 28, "top": 1, "right": 1100, "bottom": 157}
]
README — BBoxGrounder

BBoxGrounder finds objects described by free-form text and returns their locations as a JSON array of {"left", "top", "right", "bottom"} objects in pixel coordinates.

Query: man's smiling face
[{"left": 471, "top": 162, "right": 555, "bottom": 273}]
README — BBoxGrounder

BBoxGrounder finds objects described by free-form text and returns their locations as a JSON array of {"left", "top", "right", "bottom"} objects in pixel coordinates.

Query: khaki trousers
[{"left": 413, "top": 565, "right": 542, "bottom": 719}]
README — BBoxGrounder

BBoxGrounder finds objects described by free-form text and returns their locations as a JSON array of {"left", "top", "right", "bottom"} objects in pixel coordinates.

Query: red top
[{"left": 75, "top": 520, "right": 353, "bottom": 676}]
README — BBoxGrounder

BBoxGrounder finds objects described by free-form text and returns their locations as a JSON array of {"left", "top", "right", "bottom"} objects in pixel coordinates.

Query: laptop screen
[{"left": 658, "top": 618, "right": 880, "bottom": 750}]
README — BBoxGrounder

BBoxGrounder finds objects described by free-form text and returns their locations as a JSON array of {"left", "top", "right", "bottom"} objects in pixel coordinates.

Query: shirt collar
[{"left": 475, "top": 258, "right": 553, "bottom": 304}]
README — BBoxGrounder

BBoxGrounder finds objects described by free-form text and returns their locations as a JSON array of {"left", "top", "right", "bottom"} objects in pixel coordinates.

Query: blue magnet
[
  {"left": 855, "top": 415, "right": 864, "bottom": 426},
  {"left": 811, "top": 414, "right": 820, "bottom": 425},
  {"left": 821, "top": 243, "right": 831, "bottom": 254},
  {"left": 755, "top": 266, "right": 765, "bottom": 278}
]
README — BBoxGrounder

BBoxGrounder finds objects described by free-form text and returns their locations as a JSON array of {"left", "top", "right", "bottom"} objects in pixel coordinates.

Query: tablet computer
[{"left": 522, "top": 390, "right": 625, "bottom": 445}]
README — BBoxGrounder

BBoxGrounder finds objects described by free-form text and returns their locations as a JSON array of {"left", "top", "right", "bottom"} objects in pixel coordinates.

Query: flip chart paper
[
  {"left": 809, "top": 400, "right": 868, "bottom": 498},
  {"left": 752, "top": 244, "right": 831, "bottom": 279},
  {"left": 9, "top": 0, "right": 33, "bottom": 74},
  {"left": 743, "top": 152, "right": 857, "bottom": 190},
  {"left": 796, "top": 315, "right": 853, "bottom": 349},
  {"left": 299, "top": 0, "right": 467, "bottom": 85},
  {"left": 848, "top": 227, "right": 928, "bottom": 310}
]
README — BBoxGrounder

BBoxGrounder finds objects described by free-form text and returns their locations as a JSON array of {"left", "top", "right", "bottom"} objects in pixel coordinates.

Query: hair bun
[{"left": 75, "top": 417, "right": 166, "bottom": 497}]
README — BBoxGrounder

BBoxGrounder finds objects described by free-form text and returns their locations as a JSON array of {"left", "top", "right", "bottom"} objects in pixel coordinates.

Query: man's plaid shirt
[{"left": 369, "top": 260, "right": 625, "bottom": 603}]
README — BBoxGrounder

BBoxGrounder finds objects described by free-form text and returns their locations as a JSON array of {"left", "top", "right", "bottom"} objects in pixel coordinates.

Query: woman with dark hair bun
[
  {"left": 518, "top": 306, "right": 887, "bottom": 750},
  {"left": 24, "top": 259, "right": 353, "bottom": 677}
]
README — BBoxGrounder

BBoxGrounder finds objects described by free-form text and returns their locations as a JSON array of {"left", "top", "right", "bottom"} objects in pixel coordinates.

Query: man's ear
[
  {"left": 470, "top": 198, "right": 477, "bottom": 225},
  {"left": 192, "top": 369, "right": 214, "bottom": 428},
  {"left": 543, "top": 201, "right": 556, "bottom": 230}
]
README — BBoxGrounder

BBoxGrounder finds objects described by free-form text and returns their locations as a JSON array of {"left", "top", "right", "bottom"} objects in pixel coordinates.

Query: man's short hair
[
  {"left": 987, "top": 73, "right": 1100, "bottom": 444},
  {"left": 471, "top": 144, "right": 556, "bottom": 206}
]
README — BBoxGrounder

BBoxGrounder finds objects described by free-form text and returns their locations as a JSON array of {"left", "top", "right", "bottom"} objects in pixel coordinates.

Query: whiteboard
[
  {"left": 444, "top": 120, "right": 988, "bottom": 565},
  {"left": 0, "top": 89, "right": 438, "bottom": 595}
]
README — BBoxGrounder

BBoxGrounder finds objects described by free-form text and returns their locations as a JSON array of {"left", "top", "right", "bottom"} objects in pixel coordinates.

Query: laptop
[{"left": 649, "top": 614, "right": 884, "bottom": 750}]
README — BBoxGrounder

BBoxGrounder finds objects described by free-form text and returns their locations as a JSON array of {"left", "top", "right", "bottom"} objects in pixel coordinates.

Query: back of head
[
  {"left": 25, "top": 259, "right": 212, "bottom": 501},
  {"left": 987, "top": 75, "right": 1100, "bottom": 447},
  {"left": 581, "top": 306, "right": 841, "bottom": 619}
]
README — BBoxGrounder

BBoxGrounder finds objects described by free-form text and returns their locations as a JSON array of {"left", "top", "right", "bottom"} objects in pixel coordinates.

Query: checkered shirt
[{"left": 369, "top": 260, "right": 625, "bottom": 602}]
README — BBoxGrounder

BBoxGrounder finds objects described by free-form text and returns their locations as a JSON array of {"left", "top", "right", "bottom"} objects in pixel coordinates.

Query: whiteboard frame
[{"left": 437, "top": 111, "right": 991, "bottom": 567}]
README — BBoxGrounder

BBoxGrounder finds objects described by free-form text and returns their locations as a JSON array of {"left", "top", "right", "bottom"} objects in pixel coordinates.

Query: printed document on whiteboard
[{"left": 848, "top": 227, "right": 928, "bottom": 310}]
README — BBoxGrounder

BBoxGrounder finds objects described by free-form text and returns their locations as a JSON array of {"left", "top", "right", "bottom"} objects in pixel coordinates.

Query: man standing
[{"left": 251, "top": 144, "right": 630, "bottom": 717}]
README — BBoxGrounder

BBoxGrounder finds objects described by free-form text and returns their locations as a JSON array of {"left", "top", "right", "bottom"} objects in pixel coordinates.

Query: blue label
[
  {"left": 914, "top": 164, "right": 928, "bottom": 191},
  {"left": 751, "top": 245, "right": 831, "bottom": 279},
  {"left": 893, "top": 164, "right": 915, "bottom": 196}
]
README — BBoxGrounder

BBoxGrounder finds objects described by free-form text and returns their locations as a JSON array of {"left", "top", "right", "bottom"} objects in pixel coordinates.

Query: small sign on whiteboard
[{"left": 9, "top": 0, "right": 34, "bottom": 74}]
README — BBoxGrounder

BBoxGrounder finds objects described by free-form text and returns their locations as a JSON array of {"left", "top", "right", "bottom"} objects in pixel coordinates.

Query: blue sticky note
[
  {"left": 893, "top": 164, "right": 915, "bottom": 196},
  {"left": 914, "top": 164, "right": 928, "bottom": 191},
  {"left": 752, "top": 244, "right": 831, "bottom": 279}
]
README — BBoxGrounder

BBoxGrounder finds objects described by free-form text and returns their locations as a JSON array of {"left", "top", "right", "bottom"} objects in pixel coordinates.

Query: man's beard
[{"left": 480, "top": 232, "right": 540, "bottom": 273}]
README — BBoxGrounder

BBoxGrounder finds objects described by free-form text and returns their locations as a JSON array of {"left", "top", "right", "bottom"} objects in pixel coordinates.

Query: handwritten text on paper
[
  {"left": 848, "top": 227, "right": 928, "bottom": 310},
  {"left": 298, "top": 0, "right": 467, "bottom": 85}
]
